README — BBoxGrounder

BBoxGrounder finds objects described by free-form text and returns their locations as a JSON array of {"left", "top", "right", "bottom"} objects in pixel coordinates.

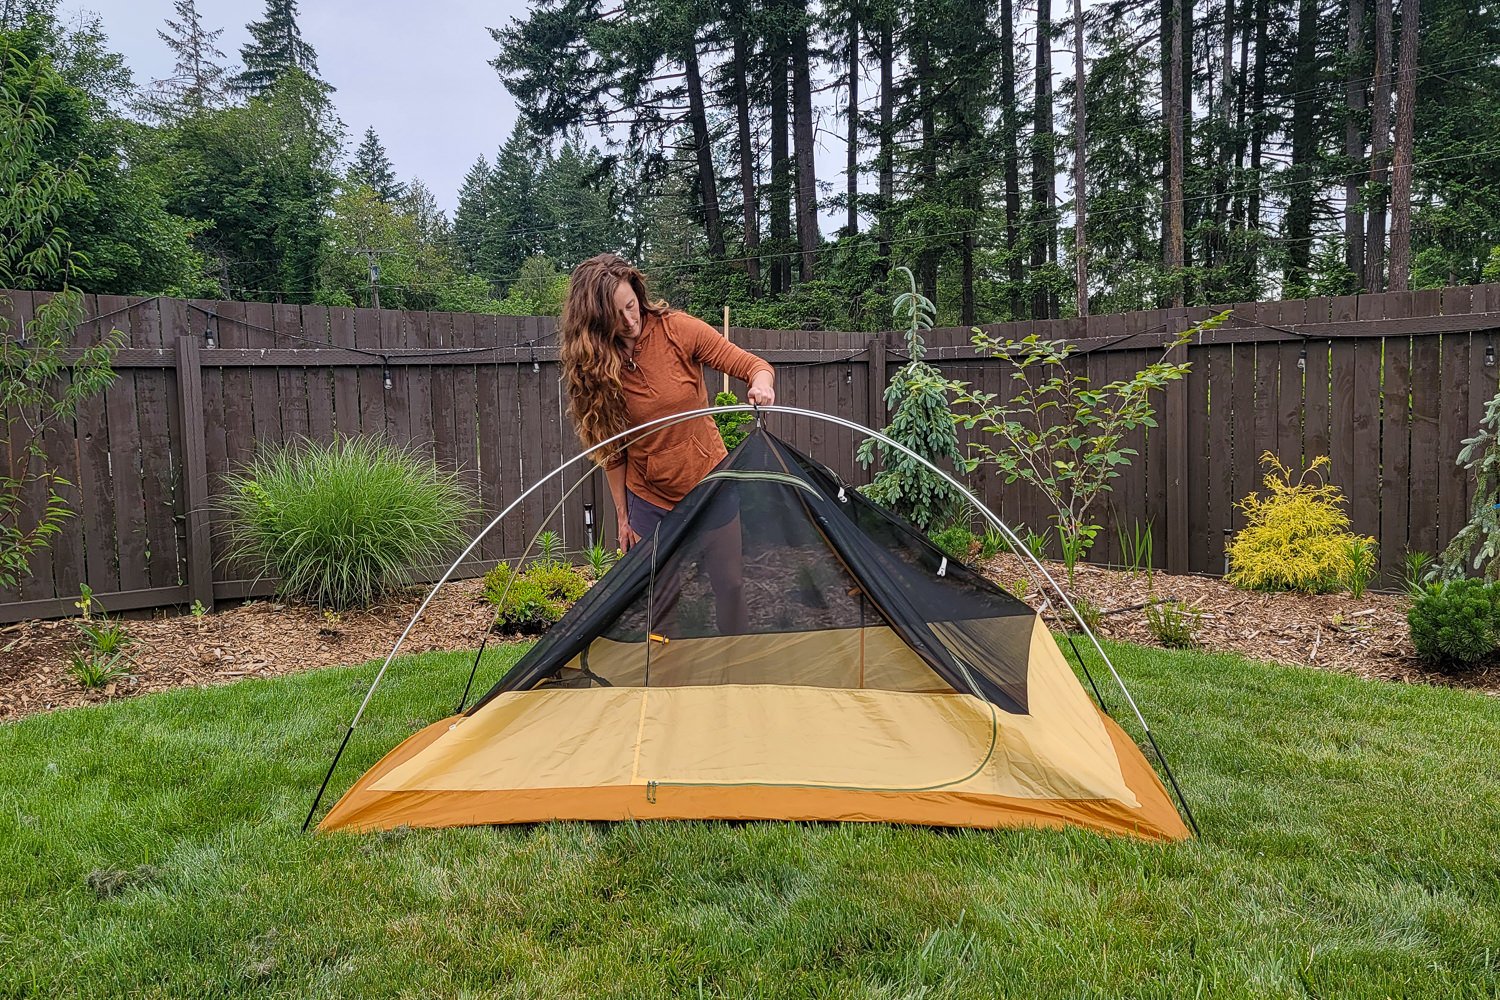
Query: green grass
[{"left": 2, "top": 642, "right": 1498, "bottom": 998}]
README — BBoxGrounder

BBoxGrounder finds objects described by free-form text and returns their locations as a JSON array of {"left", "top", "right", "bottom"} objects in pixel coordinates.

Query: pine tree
[
  {"left": 454, "top": 156, "right": 497, "bottom": 279},
  {"left": 231, "top": 0, "right": 331, "bottom": 98},
  {"left": 153, "top": 0, "right": 229, "bottom": 110},
  {"left": 351, "top": 127, "right": 404, "bottom": 203}
]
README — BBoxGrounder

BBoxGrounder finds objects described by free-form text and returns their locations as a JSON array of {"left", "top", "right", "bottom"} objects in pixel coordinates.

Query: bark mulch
[{"left": 3, "top": 561, "right": 1495, "bottom": 723}]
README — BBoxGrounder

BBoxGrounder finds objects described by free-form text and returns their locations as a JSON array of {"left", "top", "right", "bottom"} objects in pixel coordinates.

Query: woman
[{"left": 560, "top": 254, "right": 775, "bottom": 552}]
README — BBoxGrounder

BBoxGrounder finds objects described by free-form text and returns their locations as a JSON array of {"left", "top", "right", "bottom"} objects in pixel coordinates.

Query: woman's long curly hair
[{"left": 560, "top": 254, "right": 668, "bottom": 464}]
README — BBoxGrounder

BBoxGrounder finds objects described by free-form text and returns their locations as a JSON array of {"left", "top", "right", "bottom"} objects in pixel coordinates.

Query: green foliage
[
  {"left": 929, "top": 524, "right": 978, "bottom": 562},
  {"left": 1404, "top": 551, "right": 1436, "bottom": 597},
  {"left": 68, "top": 649, "right": 132, "bottom": 689},
  {"left": 1227, "top": 453, "right": 1375, "bottom": 595},
  {"left": 1408, "top": 578, "right": 1500, "bottom": 670},
  {"left": 1117, "top": 521, "right": 1156, "bottom": 582},
  {"left": 1145, "top": 600, "right": 1202, "bottom": 649},
  {"left": 1436, "top": 385, "right": 1500, "bottom": 582},
  {"left": 1008, "top": 577, "right": 1031, "bottom": 599},
  {"left": 230, "top": 0, "right": 331, "bottom": 98},
  {"left": 857, "top": 267, "right": 964, "bottom": 532},
  {"left": 952, "top": 315, "right": 1220, "bottom": 571},
  {"left": 1343, "top": 539, "right": 1378, "bottom": 599},
  {"left": 534, "top": 530, "right": 564, "bottom": 565},
  {"left": 713, "top": 391, "right": 754, "bottom": 451},
  {"left": 483, "top": 557, "right": 591, "bottom": 635},
  {"left": 980, "top": 527, "right": 1008, "bottom": 559},
  {"left": 350, "top": 127, "right": 404, "bottom": 203},
  {"left": 1070, "top": 594, "right": 1103, "bottom": 634},
  {"left": 77, "top": 617, "right": 132, "bottom": 657},
  {"left": 584, "top": 543, "right": 616, "bottom": 579},
  {"left": 217, "top": 436, "right": 476, "bottom": 609},
  {"left": 1024, "top": 528, "right": 1052, "bottom": 561},
  {"left": 189, "top": 599, "right": 208, "bottom": 617}
]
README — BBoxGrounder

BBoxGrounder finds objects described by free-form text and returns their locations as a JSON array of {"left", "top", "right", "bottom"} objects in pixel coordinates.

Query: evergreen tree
[
  {"left": 231, "top": 0, "right": 331, "bottom": 98},
  {"left": 453, "top": 155, "right": 497, "bottom": 280},
  {"left": 350, "top": 126, "right": 404, "bottom": 202},
  {"left": 152, "top": 0, "right": 229, "bottom": 111}
]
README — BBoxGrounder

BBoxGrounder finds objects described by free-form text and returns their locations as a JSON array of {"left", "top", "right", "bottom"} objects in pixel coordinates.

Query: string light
[
  {"left": 204, "top": 325, "right": 217, "bottom": 349},
  {"left": 1297, "top": 348, "right": 1307, "bottom": 371},
  {"left": 1487, "top": 341, "right": 1496, "bottom": 367},
  {"left": 530, "top": 344, "right": 539, "bottom": 374},
  {"left": 382, "top": 362, "right": 393, "bottom": 390}
]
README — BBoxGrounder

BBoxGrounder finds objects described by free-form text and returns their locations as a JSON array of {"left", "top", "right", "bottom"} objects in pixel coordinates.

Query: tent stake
[{"left": 456, "top": 634, "right": 491, "bottom": 714}]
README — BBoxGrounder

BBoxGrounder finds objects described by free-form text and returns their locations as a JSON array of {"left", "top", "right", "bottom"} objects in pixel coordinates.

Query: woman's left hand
[{"left": 747, "top": 370, "right": 775, "bottom": 406}]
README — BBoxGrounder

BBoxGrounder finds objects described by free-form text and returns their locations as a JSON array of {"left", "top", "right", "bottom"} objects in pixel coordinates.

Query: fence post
[
  {"left": 175, "top": 333, "right": 214, "bottom": 611},
  {"left": 1163, "top": 334, "right": 1190, "bottom": 574}
]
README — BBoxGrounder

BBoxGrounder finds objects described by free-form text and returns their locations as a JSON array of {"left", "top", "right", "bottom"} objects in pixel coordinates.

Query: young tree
[
  {"left": 232, "top": 0, "right": 331, "bottom": 98},
  {"left": 350, "top": 126, "right": 405, "bottom": 203},
  {"left": 152, "top": 0, "right": 230, "bottom": 111}
]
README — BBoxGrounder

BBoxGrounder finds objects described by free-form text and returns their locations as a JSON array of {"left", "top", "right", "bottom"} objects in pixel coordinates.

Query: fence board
[
  {"left": 1379, "top": 337, "right": 1412, "bottom": 580},
  {"left": 1201, "top": 345, "right": 1235, "bottom": 574},
  {"left": 353, "top": 307, "right": 385, "bottom": 436},
  {"left": 1438, "top": 334, "right": 1471, "bottom": 550},
  {"left": 274, "top": 303, "right": 310, "bottom": 443},
  {"left": 1349, "top": 337, "right": 1382, "bottom": 547},
  {"left": 1230, "top": 342, "right": 1257, "bottom": 533},
  {"left": 1408, "top": 337, "right": 1442, "bottom": 555},
  {"left": 97, "top": 294, "right": 146, "bottom": 596},
  {"left": 135, "top": 296, "right": 182, "bottom": 589},
  {"left": 328, "top": 307, "right": 360, "bottom": 438},
  {"left": 302, "top": 305, "right": 336, "bottom": 440}
]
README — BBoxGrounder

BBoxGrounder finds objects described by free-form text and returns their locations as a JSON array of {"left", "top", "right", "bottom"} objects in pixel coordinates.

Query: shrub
[
  {"left": 713, "top": 390, "right": 754, "bottom": 451},
  {"left": 70, "top": 649, "right": 131, "bottom": 689},
  {"left": 1227, "top": 453, "right": 1375, "bottom": 594},
  {"left": 1145, "top": 600, "right": 1202, "bottom": 649},
  {"left": 1437, "top": 384, "right": 1500, "bottom": 581},
  {"left": 218, "top": 436, "right": 476, "bottom": 610},
  {"left": 1408, "top": 579, "right": 1500, "bottom": 670},
  {"left": 980, "top": 527, "right": 1008, "bottom": 559},
  {"left": 483, "top": 558, "right": 592, "bottom": 635},
  {"left": 929, "top": 524, "right": 978, "bottom": 562}
]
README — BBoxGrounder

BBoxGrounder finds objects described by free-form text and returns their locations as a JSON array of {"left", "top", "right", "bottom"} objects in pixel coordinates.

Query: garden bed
[{"left": 2, "top": 561, "right": 1496, "bottom": 723}]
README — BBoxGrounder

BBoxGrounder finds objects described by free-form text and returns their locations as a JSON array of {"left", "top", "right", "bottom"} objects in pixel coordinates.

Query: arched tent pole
[{"left": 303, "top": 405, "right": 1197, "bottom": 836}]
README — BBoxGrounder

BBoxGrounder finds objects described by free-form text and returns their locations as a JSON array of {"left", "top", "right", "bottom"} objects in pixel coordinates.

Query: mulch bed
[{"left": 3, "top": 562, "right": 1496, "bottom": 723}]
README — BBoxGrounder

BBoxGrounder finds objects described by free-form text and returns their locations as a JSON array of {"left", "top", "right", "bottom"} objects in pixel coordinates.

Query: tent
[{"left": 319, "top": 426, "right": 1190, "bottom": 841}]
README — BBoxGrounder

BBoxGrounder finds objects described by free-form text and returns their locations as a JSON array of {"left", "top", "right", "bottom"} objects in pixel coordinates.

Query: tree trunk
[
  {"left": 791, "top": 25, "right": 820, "bottom": 283},
  {"left": 878, "top": 17, "right": 894, "bottom": 272},
  {"left": 1179, "top": 0, "right": 1194, "bottom": 281},
  {"left": 1249, "top": 0, "right": 1268, "bottom": 234},
  {"left": 1284, "top": 0, "right": 1318, "bottom": 292},
  {"left": 684, "top": 42, "right": 725, "bottom": 259},
  {"left": 1345, "top": 0, "right": 1366, "bottom": 285},
  {"left": 917, "top": 31, "right": 938, "bottom": 304},
  {"left": 846, "top": 7, "right": 859, "bottom": 237},
  {"left": 1166, "top": 0, "right": 1185, "bottom": 306},
  {"left": 733, "top": 30, "right": 760, "bottom": 294},
  {"left": 1001, "top": 0, "right": 1024, "bottom": 316},
  {"left": 1033, "top": 0, "right": 1056, "bottom": 319},
  {"left": 1232, "top": 0, "right": 1249, "bottom": 225},
  {"left": 1073, "top": 0, "right": 1089, "bottom": 317},
  {"left": 1213, "top": 0, "right": 1234, "bottom": 269},
  {"left": 1364, "top": 0, "right": 1393, "bottom": 291},
  {"left": 770, "top": 47, "right": 792, "bottom": 294},
  {"left": 1387, "top": 0, "right": 1419, "bottom": 289}
]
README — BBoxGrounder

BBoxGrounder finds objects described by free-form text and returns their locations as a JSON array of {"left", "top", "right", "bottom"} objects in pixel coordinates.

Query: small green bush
[
  {"left": 1408, "top": 579, "right": 1500, "bottom": 670},
  {"left": 1228, "top": 453, "right": 1374, "bottom": 594},
  {"left": 929, "top": 524, "right": 977, "bottom": 562},
  {"left": 535, "top": 530, "right": 563, "bottom": 564},
  {"left": 77, "top": 618, "right": 131, "bottom": 656},
  {"left": 713, "top": 390, "right": 754, "bottom": 451},
  {"left": 483, "top": 558, "right": 591, "bottom": 634},
  {"left": 584, "top": 543, "right": 616, "bottom": 579},
  {"left": 218, "top": 436, "right": 476, "bottom": 610},
  {"left": 69, "top": 649, "right": 131, "bottom": 689},
  {"left": 979, "top": 527, "right": 1008, "bottom": 559},
  {"left": 1145, "top": 600, "right": 1202, "bottom": 649}
]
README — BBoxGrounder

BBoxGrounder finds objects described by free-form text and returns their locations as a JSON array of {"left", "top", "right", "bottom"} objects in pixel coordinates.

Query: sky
[{"left": 74, "top": 0, "right": 854, "bottom": 225}]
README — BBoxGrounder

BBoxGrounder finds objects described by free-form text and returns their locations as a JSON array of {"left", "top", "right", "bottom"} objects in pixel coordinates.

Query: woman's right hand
[{"left": 618, "top": 515, "right": 642, "bottom": 553}]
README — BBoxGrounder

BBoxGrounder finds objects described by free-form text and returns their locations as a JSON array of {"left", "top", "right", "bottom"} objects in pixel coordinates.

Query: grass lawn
[{"left": 2, "top": 641, "right": 1498, "bottom": 999}]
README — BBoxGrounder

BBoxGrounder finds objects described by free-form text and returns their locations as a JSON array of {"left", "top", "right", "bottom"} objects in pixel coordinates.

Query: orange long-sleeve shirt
[{"left": 602, "top": 309, "right": 773, "bottom": 509}]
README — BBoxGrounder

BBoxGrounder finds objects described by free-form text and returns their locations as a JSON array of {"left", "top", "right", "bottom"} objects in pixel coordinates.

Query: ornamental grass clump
[
  {"left": 219, "top": 436, "right": 476, "bottom": 610},
  {"left": 1227, "top": 453, "right": 1374, "bottom": 594}
]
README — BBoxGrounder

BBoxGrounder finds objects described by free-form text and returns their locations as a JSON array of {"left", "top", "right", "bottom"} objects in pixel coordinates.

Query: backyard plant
[
  {"left": 483, "top": 558, "right": 592, "bottom": 635},
  {"left": 929, "top": 524, "right": 978, "bottom": 562},
  {"left": 68, "top": 649, "right": 132, "bottom": 689},
  {"left": 1436, "top": 384, "right": 1500, "bottom": 581},
  {"left": 1408, "top": 578, "right": 1500, "bottom": 671},
  {"left": 1117, "top": 521, "right": 1156, "bottom": 582},
  {"left": 1343, "top": 539, "right": 1378, "bottom": 598},
  {"left": 68, "top": 590, "right": 135, "bottom": 689},
  {"left": 980, "top": 526, "right": 1008, "bottom": 559},
  {"left": 713, "top": 390, "right": 755, "bottom": 451},
  {"left": 1145, "top": 600, "right": 1202, "bottom": 649},
  {"left": 1403, "top": 551, "right": 1435, "bottom": 597},
  {"left": 1227, "top": 453, "right": 1375, "bottom": 594},
  {"left": 1024, "top": 529, "right": 1052, "bottom": 562},
  {"left": 949, "top": 312, "right": 1225, "bottom": 585},
  {"left": 584, "top": 542, "right": 616, "bottom": 579},
  {"left": 535, "top": 529, "right": 564, "bottom": 565},
  {"left": 856, "top": 267, "right": 965, "bottom": 533},
  {"left": 218, "top": 436, "right": 477, "bottom": 609}
]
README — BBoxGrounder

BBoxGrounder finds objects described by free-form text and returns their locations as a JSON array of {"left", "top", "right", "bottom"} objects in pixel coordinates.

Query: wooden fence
[{"left": 3, "top": 285, "right": 1499, "bottom": 622}]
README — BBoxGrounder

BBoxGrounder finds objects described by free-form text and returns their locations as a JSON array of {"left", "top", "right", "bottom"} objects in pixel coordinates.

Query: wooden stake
[{"left": 722, "top": 305, "right": 731, "bottom": 395}]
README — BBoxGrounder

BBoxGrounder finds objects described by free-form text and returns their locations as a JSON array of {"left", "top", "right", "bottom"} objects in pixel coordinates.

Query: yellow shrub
[{"left": 1227, "top": 453, "right": 1375, "bottom": 594}]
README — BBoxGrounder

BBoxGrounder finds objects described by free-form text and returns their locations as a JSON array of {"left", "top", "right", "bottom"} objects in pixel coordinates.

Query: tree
[
  {"left": 1386, "top": 0, "right": 1419, "bottom": 289},
  {"left": 350, "top": 126, "right": 405, "bottom": 203},
  {"left": 232, "top": 0, "right": 331, "bottom": 98},
  {"left": 1071, "top": 0, "right": 1089, "bottom": 316},
  {"left": 1032, "top": 0, "right": 1058, "bottom": 318},
  {"left": 1364, "top": 0, "right": 1393, "bottom": 290},
  {"left": 152, "top": 0, "right": 230, "bottom": 112}
]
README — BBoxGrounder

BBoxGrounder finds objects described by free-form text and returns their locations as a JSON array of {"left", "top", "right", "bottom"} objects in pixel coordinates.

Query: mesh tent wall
[{"left": 318, "top": 423, "right": 1190, "bottom": 842}]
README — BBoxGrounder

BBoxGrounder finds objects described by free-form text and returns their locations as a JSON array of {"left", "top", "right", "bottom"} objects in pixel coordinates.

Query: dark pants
[{"left": 627, "top": 489, "right": 748, "bottom": 634}]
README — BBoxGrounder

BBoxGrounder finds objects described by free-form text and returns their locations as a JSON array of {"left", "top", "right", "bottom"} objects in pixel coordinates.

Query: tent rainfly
[{"left": 319, "top": 426, "right": 1191, "bottom": 842}]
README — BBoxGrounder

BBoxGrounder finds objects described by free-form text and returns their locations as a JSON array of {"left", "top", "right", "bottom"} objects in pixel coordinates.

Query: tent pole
[
  {"left": 1061, "top": 630, "right": 1109, "bottom": 715},
  {"left": 456, "top": 635, "right": 490, "bottom": 714},
  {"left": 302, "top": 726, "right": 353, "bottom": 832}
]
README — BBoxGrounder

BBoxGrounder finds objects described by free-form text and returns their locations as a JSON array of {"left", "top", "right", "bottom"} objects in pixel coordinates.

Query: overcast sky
[{"left": 74, "top": 0, "right": 853, "bottom": 226}]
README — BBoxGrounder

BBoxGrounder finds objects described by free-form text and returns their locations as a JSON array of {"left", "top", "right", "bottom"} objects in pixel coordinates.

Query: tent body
[{"left": 321, "top": 429, "right": 1189, "bottom": 842}]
